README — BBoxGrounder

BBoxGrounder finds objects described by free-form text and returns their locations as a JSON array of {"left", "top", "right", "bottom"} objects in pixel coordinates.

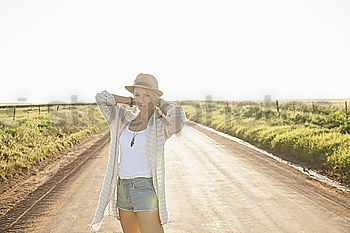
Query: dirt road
[{"left": 2, "top": 121, "right": 350, "bottom": 232}]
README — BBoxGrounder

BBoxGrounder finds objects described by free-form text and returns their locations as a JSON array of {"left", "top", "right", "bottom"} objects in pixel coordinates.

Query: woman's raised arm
[{"left": 95, "top": 90, "right": 136, "bottom": 126}]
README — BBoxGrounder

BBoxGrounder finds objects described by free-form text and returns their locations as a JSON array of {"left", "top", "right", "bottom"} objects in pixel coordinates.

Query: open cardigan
[{"left": 90, "top": 90, "right": 187, "bottom": 232}]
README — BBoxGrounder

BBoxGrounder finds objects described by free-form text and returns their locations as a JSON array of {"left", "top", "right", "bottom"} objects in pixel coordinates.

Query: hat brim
[{"left": 125, "top": 85, "right": 163, "bottom": 97}]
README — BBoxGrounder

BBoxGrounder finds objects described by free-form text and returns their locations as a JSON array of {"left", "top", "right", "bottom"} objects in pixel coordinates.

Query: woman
[{"left": 90, "top": 73, "right": 187, "bottom": 232}]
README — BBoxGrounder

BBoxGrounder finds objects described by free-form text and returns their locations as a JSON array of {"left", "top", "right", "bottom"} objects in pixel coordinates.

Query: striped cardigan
[{"left": 90, "top": 90, "right": 187, "bottom": 232}]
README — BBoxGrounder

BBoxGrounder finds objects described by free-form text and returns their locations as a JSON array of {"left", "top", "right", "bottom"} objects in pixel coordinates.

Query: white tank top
[{"left": 117, "top": 122, "right": 152, "bottom": 179}]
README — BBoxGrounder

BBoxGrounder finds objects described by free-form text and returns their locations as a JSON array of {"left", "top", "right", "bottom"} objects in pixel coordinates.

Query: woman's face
[{"left": 133, "top": 87, "right": 157, "bottom": 111}]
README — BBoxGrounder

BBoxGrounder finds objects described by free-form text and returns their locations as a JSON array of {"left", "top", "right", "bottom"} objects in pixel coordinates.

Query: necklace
[{"left": 129, "top": 121, "right": 146, "bottom": 147}]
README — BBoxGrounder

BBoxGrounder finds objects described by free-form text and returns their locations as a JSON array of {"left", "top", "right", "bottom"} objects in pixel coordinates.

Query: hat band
[{"left": 134, "top": 81, "right": 157, "bottom": 89}]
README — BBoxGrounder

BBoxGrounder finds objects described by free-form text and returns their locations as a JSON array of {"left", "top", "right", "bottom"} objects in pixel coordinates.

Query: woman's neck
[{"left": 134, "top": 108, "right": 155, "bottom": 124}]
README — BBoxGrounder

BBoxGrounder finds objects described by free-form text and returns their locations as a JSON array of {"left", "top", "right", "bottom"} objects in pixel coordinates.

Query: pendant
[{"left": 130, "top": 136, "right": 135, "bottom": 147}]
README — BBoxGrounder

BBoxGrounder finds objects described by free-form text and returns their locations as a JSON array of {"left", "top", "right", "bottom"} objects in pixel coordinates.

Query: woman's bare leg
[
  {"left": 118, "top": 208, "right": 141, "bottom": 233},
  {"left": 135, "top": 210, "right": 164, "bottom": 233}
]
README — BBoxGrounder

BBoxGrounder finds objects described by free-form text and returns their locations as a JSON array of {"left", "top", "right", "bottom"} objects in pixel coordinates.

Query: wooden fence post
[
  {"left": 276, "top": 100, "right": 279, "bottom": 113},
  {"left": 293, "top": 101, "right": 295, "bottom": 114},
  {"left": 13, "top": 106, "right": 16, "bottom": 121},
  {"left": 345, "top": 101, "right": 348, "bottom": 119}
]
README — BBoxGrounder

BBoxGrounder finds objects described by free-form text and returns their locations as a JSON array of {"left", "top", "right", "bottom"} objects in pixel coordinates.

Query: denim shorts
[{"left": 116, "top": 176, "right": 159, "bottom": 212}]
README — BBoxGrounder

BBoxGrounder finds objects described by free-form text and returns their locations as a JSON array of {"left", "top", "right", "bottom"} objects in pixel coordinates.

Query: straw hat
[{"left": 125, "top": 73, "right": 163, "bottom": 97}]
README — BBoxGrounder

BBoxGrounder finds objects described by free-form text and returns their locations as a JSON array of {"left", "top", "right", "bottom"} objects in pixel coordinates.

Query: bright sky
[{"left": 1, "top": 0, "right": 349, "bottom": 104}]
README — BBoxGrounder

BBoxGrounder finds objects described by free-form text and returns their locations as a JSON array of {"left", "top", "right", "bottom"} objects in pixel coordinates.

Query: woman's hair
[
  {"left": 148, "top": 89, "right": 160, "bottom": 105},
  {"left": 142, "top": 89, "right": 163, "bottom": 117}
]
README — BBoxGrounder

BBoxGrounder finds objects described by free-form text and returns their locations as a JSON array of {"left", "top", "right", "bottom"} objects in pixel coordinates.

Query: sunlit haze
[{"left": 1, "top": 0, "right": 349, "bottom": 104}]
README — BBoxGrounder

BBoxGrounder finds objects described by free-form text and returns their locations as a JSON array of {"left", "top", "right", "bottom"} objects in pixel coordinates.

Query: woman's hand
[
  {"left": 157, "top": 98, "right": 171, "bottom": 115},
  {"left": 100, "top": 90, "right": 116, "bottom": 106}
]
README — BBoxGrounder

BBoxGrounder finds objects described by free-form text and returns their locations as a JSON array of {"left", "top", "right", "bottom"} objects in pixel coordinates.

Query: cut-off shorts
[{"left": 117, "top": 176, "right": 159, "bottom": 212}]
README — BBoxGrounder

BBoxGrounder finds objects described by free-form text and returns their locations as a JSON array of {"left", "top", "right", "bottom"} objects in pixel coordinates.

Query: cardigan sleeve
[
  {"left": 162, "top": 103, "right": 187, "bottom": 140},
  {"left": 95, "top": 90, "right": 135, "bottom": 126}
]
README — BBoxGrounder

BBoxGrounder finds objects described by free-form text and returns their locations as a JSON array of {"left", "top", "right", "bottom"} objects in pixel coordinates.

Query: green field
[
  {"left": 0, "top": 105, "right": 107, "bottom": 181},
  {"left": 178, "top": 99, "right": 350, "bottom": 187},
  {"left": 1, "top": 99, "right": 349, "bottom": 188}
]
